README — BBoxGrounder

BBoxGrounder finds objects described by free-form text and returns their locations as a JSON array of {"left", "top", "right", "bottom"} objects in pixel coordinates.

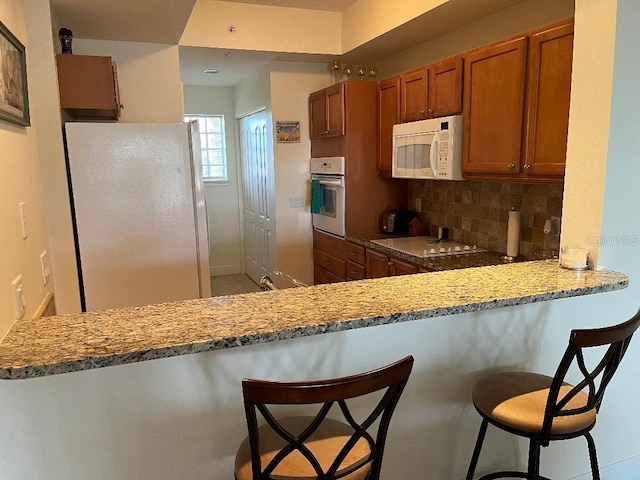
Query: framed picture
[
  {"left": 276, "top": 121, "right": 300, "bottom": 143},
  {"left": 0, "top": 20, "right": 30, "bottom": 126}
]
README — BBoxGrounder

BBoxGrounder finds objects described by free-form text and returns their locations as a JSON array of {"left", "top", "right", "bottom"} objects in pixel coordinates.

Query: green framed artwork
[{"left": 0, "top": 20, "right": 30, "bottom": 126}]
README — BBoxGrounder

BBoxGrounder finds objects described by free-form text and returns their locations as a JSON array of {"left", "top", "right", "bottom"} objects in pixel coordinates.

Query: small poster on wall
[{"left": 276, "top": 121, "right": 300, "bottom": 143}]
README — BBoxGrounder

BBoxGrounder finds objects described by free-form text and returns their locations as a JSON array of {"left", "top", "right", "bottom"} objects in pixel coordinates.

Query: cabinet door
[
  {"left": 401, "top": 67, "right": 429, "bottom": 122},
  {"left": 309, "top": 90, "right": 327, "bottom": 139},
  {"left": 366, "top": 250, "right": 390, "bottom": 278},
  {"left": 389, "top": 258, "right": 418, "bottom": 276},
  {"left": 377, "top": 77, "right": 401, "bottom": 177},
  {"left": 325, "top": 83, "right": 346, "bottom": 137},
  {"left": 463, "top": 37, "right": 527, "bottom": 176},
  {"left": 523, "top": 21, "right": 573, "bottom": 179},
  {"left": 429, "top": 56, "right": 463, "bottom": 117},
  {"left": 56, "top": 54, "right": 120, "bottom": 120}
]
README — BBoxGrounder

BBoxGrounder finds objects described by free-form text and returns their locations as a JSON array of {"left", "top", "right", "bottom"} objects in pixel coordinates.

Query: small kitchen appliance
[{"left": 380, "top": 208, "right": 418, "bottom": 235}]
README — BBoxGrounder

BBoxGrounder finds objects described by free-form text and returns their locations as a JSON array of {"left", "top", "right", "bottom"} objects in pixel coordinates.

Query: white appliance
[
  {"left": 392, "top": 114, "right": 464, "bottom": 180},
  {"left": 310, "top": 157, "right": 346, "bottom": 238},
  {"left": 64, "top": 122, "right": 211, "bottom": 312}
]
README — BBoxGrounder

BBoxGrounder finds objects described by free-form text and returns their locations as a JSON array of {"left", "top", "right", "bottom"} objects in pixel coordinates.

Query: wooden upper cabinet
[
  {"left": 429, "top": 56, "right": 463, "bottom": 117},
  {"left": 377, "top": 77, "right": 401, "bottom": 177},
  {"left": 462, "top": 36, "right": 528, "bottom": 176},
  {"left": 56, "top": 54, "right": 121, "bottom": 120},
  {"left": 522, "top": 21, "right": 574, "bottom": 180},
  {"left": 309, "top": 83, "right": 345, "bottom": 139},
  {"left": 400, "top": 67, "right": 429, "bottom": 122}
]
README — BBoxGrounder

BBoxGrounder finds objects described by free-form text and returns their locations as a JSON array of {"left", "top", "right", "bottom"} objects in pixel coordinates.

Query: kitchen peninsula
[{"left": 0, "top": 261, "right": 627, "bottom": 380}]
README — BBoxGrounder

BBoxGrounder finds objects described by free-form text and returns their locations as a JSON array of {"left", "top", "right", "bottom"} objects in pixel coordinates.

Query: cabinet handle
[
  {"left": 323, "top": 131, "right": 329, "bottom": 135},
  {"left": 507, "top": 163, "right": 515, "bottom": 169},
  {"left": 523, "top": 163, "right": 532, "bottom": 170},
  {"left": 420, "top": 110, "right": 426, "bottom": 116}
]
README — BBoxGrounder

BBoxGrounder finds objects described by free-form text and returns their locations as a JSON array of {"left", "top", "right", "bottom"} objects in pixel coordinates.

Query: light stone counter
[{"left": 0, "top": 261, "right": 628, "bottom": 379}]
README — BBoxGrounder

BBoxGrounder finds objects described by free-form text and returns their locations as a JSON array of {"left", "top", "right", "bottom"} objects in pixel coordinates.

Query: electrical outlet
[
  {"left": 11, "top": 275, "right": 26, "bottom": 320},
  {"left": 415, "top": 198, "right": 422, "bottom": 212},
  {"left": 40, "top": 250, "right": 51, "bottom": 285},
  {"left": 551, "top": 216, "right": 561, "bottom": 231}
]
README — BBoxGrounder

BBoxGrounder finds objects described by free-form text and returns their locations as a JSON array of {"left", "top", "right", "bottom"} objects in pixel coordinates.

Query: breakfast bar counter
[{"left": 0, "top": 260, "right": 628, "bottom": 380}]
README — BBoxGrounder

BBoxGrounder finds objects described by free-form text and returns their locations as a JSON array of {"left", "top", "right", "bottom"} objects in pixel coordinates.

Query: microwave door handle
[{"left": 430, "top": 132, "right": 440, "bottom": 178}]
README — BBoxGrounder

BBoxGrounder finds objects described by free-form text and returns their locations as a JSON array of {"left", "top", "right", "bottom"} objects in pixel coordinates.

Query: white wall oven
[{"left": 310, "top": 157, "right": 345, "bottom": 237}]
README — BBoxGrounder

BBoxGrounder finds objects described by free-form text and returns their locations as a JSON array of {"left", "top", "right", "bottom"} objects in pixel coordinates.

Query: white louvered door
[{"left": 239, "top": 111, "right": 272, "bottom": 284}]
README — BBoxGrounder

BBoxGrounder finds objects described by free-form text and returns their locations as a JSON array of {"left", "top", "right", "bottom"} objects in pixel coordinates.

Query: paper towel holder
[{"left": 500, "top": 207, "right": 524, "bottom": 263}]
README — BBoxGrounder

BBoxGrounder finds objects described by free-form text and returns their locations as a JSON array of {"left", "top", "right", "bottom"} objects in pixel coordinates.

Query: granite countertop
[
  {"left": 0, "top": 261, "right": 627, "bottom": 380},
  {"left": 347, "top": 233, "right": 516, "bottom": 271}
]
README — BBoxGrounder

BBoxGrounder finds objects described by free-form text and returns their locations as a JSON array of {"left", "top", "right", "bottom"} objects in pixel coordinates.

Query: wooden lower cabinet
[
  {"left": 314, "top": 264, "right": 344, "bottom": 284},
  {"left": 314, "top": 233, "right": 423, "bottom": 283},
  {"left": 390, "top": 258, "right": 419, "bottom": 276},
  {"left": 365, "top": 249, "right": 418, "bottom": 278},
  {"left": 313, "top": 230, "right": 347, "bottom": 285},
  {"left": 346, "top": 243, "right": 366, "bottom": 281}
]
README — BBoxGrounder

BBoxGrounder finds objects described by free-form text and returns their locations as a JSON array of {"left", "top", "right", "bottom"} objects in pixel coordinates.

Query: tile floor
[{"left": 210, "top": 274, "right": 262, "bottom": 297}]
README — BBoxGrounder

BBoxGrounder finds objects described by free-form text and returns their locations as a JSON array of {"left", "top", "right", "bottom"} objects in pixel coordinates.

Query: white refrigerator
[{"left": 64, "top": 122, "right": 211, "bottom": 312}]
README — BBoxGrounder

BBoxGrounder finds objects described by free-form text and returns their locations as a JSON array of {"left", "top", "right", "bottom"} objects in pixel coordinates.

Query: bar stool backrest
[
  {"left": 241, "top": 355, "right": 414, "bottom": 480},
  {"left": 541, "top": 308, "right": 640, "bottom": 442}
]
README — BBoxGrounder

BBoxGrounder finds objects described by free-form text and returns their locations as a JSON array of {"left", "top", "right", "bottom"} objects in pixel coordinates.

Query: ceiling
[{"left": 49, "top": 0, "right": 527, "bottom": 88}]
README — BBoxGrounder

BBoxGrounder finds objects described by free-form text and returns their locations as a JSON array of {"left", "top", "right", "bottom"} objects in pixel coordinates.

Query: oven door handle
[{"left": 317, "top": 179, "right": 343, "bottom": 187}]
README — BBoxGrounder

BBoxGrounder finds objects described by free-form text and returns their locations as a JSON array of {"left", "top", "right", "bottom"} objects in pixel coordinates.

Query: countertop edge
[{"left": 0, "top": 274, "right": 628, "bottom": 380}]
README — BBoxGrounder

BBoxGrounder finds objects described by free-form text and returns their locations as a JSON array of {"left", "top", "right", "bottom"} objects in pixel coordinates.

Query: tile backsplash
[{"left": 409, "top": 180, "right": 564, "bottom": 260}]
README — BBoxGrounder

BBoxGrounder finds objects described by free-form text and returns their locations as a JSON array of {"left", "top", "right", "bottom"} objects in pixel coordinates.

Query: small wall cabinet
[
  {"left": 309, "top": 83, "right": 345, "bottom": 139},
  {"left": 56, "top": 54, "right": 122, "bottom": 120}
]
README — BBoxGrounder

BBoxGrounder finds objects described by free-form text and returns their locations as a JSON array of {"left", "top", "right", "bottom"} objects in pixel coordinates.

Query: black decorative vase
[{"left": 58, "top": 28, "right": 73, "bottom": 54}]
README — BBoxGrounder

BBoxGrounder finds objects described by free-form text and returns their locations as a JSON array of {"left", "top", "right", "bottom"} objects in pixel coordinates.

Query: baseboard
[
  {"left": 571, "top": 454, "right": 640, "bottom": 479},
  {"left": 210, "top": 264, "right": 242, "bottom": 276},
  {"left": 32, "top": 292, "right": 56, "bottom": 319}
]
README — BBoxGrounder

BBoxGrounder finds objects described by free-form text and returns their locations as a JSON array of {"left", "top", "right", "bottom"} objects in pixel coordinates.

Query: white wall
[
  {"left": 71, "top": 39, "right": 184, "bottom": 123},
  {"left": 375, "top": 0, "right": 574, "bottom": 80},
  {"left": 269, "top": 62, "right": 329, "bottom": 287},
  {"left": 184, "top": 85, "right": 243, "bottom": 276},
  {"left": 234, "top": 65, "right": 277, "bottom": 278},
  {"left": 0, "top": 0, "right": 56, "bottom": 333}
]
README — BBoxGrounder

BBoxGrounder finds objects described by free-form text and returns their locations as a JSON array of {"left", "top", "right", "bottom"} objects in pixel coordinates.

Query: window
[{"left": 184, "top": 114, "right": 228, "bottom": 182}]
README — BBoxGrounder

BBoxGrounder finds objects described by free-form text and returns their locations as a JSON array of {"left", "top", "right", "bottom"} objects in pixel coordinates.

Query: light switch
[
  {"left": 11, "top": 275, "right": 26, "bottom": 320},
  {"left": 40, "top": 251, "right": 51, "bottom": 285},
  {"left": 19, "top": 202, "right": 28, "bottom": 239}
]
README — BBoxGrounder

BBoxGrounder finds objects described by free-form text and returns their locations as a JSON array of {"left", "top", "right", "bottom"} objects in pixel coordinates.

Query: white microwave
[{"left": 392, "top": 114, "right": 464, "bottom": 180}]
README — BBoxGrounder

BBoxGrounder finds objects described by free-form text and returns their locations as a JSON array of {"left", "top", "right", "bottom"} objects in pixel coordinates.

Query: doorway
[{"left": 238, "top": 110, "right": 275, "bottom": 285}]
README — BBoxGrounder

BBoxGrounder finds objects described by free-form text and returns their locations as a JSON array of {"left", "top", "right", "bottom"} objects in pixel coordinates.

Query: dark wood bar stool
[
  {"left": 234, "top": 355, "right": 414, "bottom": 480},
  {"left": 466, "top": 308, "right": 640, "bottom": 480}
]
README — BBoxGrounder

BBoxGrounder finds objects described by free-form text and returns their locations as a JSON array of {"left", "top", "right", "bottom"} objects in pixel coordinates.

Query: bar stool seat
[
  {"left": 472, "top": 372, "right": 596, "bottom": 435},
  {"left": 235, "top": 416, "right": 371, "bottom": 480}
]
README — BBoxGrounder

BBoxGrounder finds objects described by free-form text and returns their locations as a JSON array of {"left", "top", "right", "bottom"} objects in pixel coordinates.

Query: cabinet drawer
[
  {"left": 314, "top": 265, "right": 344, "bottom": 285},
  {"left": 346, "top": 261, "right": 365, "bottom": 280},
  {"left": 313, "top": 230, "right": 347, "bottom": 260},
  {"left": 346, "top": 243, "right": 365, "bottom": 265},
  {"left": 314, "top": 249, "right": 347, "bottom": 278}
]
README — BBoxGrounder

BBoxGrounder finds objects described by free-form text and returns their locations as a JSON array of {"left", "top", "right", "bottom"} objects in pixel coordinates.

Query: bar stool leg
[
  {"left": 526, "top": 439, "right": 541, "bottom": 480},
  {"left": 466, "top": 418, "right": 489, "bottom": 480},
  {"left": 585, "top": 433, "right": 601, "bottom": 480}
]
